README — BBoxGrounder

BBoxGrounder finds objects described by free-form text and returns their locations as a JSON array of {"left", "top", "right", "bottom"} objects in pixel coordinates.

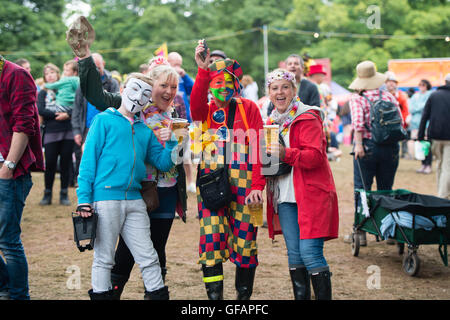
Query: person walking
[
  {"left": 418, "top": 74, "right": 450, "bottom": 199},
  {"left": 345, "top": 61, "right": 403, "bottom": 246},
  {"left": 409, "top": 79, "right": 433, "bottom": 173}
]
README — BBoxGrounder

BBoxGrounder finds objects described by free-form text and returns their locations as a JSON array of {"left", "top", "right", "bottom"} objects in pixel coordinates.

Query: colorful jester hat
[{"left": 208, "top": 58, "right": 243, "bottom": 100}]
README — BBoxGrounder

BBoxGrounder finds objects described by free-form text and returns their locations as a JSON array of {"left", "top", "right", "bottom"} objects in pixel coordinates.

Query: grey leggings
[{"left": 91, "top": 199, "right": 164, "bottom": 293}]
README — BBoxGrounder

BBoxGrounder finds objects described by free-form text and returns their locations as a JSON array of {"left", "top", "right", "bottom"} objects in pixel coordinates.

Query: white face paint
[{"left": 122, "top": 78, "right": 153, "bottom": 113}]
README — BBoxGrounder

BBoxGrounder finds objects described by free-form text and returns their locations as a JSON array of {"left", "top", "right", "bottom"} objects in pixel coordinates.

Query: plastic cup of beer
[
  {"left": 171, "top": 118, "right": 189, "bottom": 142},
  {"left": 263, "top": 124, "right": 279, "bottom": 152},
  {"left": 248, "top": 202, "right": 263, "bottom": 227}
]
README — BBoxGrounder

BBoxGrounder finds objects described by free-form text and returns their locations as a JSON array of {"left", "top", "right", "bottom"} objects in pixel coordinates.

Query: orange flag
[{"left": 154, "top": 43, "right": 168, "bottom": 58}]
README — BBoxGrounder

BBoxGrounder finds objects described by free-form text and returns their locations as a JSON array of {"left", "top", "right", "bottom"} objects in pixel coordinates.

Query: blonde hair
[
  {"left": 64, "top": 59, "right": 78, "bottom": 74},
  {"left": 43, "top": 63, "right": 61, "bottom": 82},
  {"left": 124, "top": 72, "right": 153, "bottom": 87},
  {"left": 148, "top": 64, "right": 179, "bottom": 86}
]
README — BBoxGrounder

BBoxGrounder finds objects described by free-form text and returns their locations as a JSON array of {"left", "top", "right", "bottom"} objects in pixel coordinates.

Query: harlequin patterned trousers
[{"left": 197, "top": 143, "right": 258, "bottom": 268}]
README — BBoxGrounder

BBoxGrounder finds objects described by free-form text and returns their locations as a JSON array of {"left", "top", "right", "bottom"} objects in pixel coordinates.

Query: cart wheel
[
  {"left": 402, "top": 252, "right": 421, "bottom": 276},
  {"left": 397, "top": 243, "right": 405, "bottom": 255},
  {"left": 351, "top": 232, "right": 360, "bottom": 257}
]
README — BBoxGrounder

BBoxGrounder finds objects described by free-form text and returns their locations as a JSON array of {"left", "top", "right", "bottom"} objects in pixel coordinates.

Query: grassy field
[{"left": 18, "top": 145, "right": 450, "bottom": 300}]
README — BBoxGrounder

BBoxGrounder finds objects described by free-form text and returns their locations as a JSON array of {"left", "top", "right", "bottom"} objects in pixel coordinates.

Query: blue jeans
[
  {"left": 353, "top": 139, "right": 399, "bottom": 191},
  {"left": 278, "top": 202, "right": 328, "bottom": 274},
  {"left": 0, "top": 174, "right": 33, "bottom": 300}
]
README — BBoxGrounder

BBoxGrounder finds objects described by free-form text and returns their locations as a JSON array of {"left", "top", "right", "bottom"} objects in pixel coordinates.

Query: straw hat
[{"left": 349, "top": 61, "right": 387, "bottom": 90}]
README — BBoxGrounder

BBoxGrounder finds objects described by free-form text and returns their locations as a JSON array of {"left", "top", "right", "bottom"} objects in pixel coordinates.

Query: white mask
[{"left": 122, "top": 78, "right": 153, "bottom": 113}]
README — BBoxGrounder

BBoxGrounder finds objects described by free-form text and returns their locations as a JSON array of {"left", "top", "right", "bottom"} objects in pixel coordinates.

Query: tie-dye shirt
[{"left": 141, "top": 103, "right": 178, "bottom": 187}]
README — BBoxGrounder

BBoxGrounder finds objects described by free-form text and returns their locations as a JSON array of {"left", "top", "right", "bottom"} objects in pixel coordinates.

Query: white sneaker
[{"left": 187, "top": 183, "right": 196, "bottom": 193}]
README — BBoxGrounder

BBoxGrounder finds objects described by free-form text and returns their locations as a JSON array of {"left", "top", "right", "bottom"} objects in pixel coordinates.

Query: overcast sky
[{"left": 64, "top": 0, "right": 92, "bottom": 26}]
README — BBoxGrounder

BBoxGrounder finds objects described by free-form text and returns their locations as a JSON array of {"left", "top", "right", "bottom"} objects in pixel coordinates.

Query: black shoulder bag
[{"left": 196, "top": 101, "right": 236, "bottom": 211}]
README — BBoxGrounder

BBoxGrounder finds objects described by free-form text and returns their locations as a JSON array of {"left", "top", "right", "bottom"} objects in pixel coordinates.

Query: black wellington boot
[
  {"left": 311, "top": 270, "right": 332, "bottom": 300},
  {"left": 144, "top": 286, "right": 169, "bottom": 300},
  {"left": 289, "top": 267, "right": 311, "bottom": 300},
  {"left": 60, "top": 188, "right": 71, "bottom": 206},
  {"left": 39, "top": 189, "right": 52, "bottom": 206},
  {"left": 88, "top": 289, "right": 115, "bottom": 300},
  {"left": 235, "top": 266, "right": 256, "bottom": 300},
  {"left": 202, "top": 264, "right": 224, "bottom": 300},
  {"left": 111, "top": 273, "right": 129, "bottom": 300}
]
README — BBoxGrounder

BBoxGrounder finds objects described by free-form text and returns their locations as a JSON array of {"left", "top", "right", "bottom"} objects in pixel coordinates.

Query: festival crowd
[{"left": 1, "top": 20, "right": 449, "bottom": 301}]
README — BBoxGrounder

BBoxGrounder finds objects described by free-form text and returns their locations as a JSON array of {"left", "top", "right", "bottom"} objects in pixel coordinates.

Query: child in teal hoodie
[{"left": 76, "top": 73, "right": 177, "bottom": 300}]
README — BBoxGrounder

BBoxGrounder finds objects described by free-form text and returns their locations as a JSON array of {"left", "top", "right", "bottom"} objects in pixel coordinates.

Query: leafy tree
[{"left": 1, "top": 0, "right": 69, "bottom": 79}]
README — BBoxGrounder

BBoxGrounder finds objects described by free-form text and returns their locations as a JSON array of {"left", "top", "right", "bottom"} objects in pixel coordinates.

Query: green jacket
[
  {"left": 78, "top": 56, "right": 188, "bottom": 220},
  {"left": 45, "top": 76, "right": 79, "bottom": 107}
]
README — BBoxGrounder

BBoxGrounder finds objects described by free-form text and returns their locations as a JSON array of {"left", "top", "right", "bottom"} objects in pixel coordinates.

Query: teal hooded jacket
[{"left": 76, "top": 107, "right": 177, "bottom": 204}]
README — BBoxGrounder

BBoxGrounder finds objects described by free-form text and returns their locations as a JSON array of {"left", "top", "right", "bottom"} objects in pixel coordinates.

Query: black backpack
[{"left": 362, "top": 90, "right": 407, "bottom": 144}]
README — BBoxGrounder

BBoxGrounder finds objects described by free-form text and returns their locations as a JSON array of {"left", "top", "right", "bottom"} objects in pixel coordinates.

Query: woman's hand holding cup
[
  {"left": 266, "top": 143, "right": 286, "bottom": 160},
  {"left": 158, "top": 127, "right": 172, "bottom": 142}
]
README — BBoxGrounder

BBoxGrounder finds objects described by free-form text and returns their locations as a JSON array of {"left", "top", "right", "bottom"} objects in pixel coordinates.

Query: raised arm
[
  {"left": 66, "top": 16, "right": 121, "bottom": 111},
  {"left": 190, "top": 41, "right": 211, "bottom": 122},
  {"left": 78, "top": 56, "right": 121, "bottom": 111}
]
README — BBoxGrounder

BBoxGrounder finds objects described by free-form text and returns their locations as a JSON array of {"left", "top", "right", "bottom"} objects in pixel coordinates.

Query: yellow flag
[{"left": 154, "top": 43, "right": 168, "bottom": 58}]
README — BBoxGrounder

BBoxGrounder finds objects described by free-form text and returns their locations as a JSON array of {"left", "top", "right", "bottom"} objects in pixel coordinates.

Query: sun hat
[{"left": 349, "top": 61, "right": 387, "bottom": 90}]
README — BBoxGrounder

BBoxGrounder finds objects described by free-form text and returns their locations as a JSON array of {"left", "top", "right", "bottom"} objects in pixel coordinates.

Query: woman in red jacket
[
  {"left": 190, "top": 41, "right": 265, "bottom": 300},
  {"left": 265, "top": 68, "right": 339, "bottom": 300}
]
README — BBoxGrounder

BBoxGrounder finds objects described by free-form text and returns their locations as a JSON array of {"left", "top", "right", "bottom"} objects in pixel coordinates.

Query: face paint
[
  {"left": 122, "top": 78, "right": 153, "bottom": 113},
  {"left": 209, "top": 72, "right": 235, "bottom": 102}
]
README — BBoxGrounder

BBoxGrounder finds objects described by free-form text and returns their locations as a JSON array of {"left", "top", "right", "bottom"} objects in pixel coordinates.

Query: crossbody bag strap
[{"left": 235, "top": 98, "right": 249, "bottom": 131}]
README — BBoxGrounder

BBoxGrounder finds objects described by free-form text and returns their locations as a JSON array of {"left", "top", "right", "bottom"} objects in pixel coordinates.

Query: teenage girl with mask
[
  {"left": 72, "top": 38, "right": 188, "bottom": 300},
  {"left": 75, "top": 72, "right": 177, "bottom": 300}
]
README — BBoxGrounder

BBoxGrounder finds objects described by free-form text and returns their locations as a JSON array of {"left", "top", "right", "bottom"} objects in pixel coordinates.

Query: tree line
[{"left": 2, "top": 0, "right": 449, "bottom": 89}]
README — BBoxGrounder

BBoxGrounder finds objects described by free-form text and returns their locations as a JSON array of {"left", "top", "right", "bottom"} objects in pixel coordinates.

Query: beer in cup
[
  {"left": 171, "top": 118, "right": 189, "bottom": 143},
  {"left": 263, "top": 124, "right": 279, "bottom": 149}
]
